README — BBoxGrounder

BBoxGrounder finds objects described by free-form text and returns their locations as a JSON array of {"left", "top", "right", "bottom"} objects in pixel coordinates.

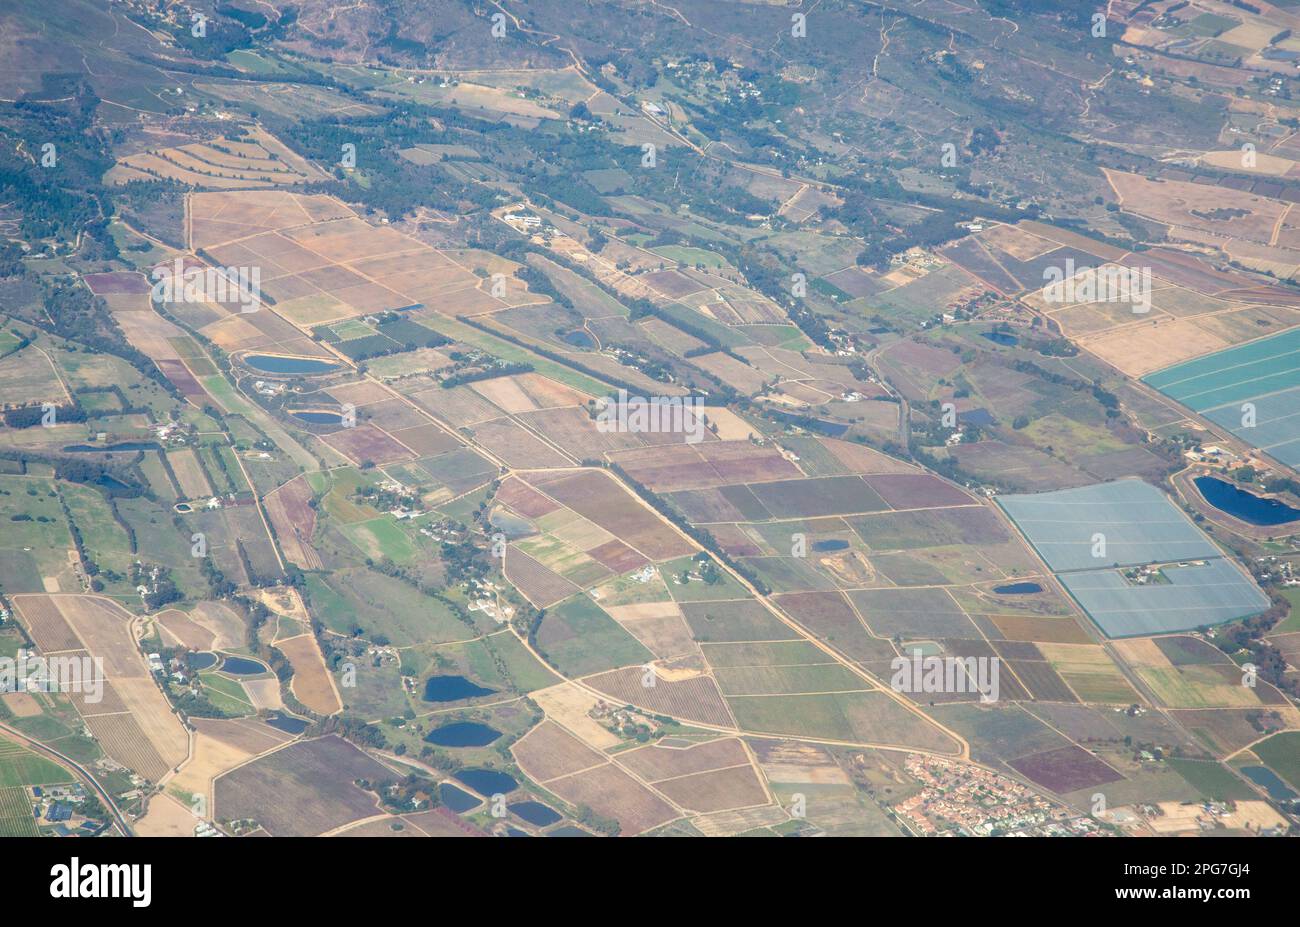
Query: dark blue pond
[
  {"left": 291, "top": 411, "right": 344, "bottom": 425},
  {"left": 424, "top": 722, "right": 502, "bottom": 747},
  {"left": 562, "top": 330, "right": 595, "bottom": 349},
  {"left": 1195, "top": 476, "right": 1300, "bottom": 526},
  {"left": 767, "top": 410, "right": 849, "bottom": 437},
  {"left": 511, "top": 801, "right": 561, "bottom": 826},
  {"left": 422, "top": 675, "right": 495, "bottom": 702},
  {"left": 439, "top": 782, "right": 482, "bottom": 813},
  {"left": 547, "top": 826, "right": 592, "bottom": 837},
  {"left": 1240, "top": 766, "right": 1298, "bottom": 801},
  {"left": 982, "top": 331, "right": 1018, "bottom": 347},
  {"left": 244, "top": 354, "right": 341, "bottom": 375},
  {"left": 189, "top": 652, "right": 218, "bottom": 670},
  {"left": 505, "top": 827, "right": 531, "bottom": 837},
  {"left": 812, "top": 539, "right": 849, "bottom": 552},
  {"left": 993, "top": 582, "right": 1043, "bottom": 595},
  {"left": 958, "top": 408, "right": 996, "bottom": 427},
  {"left": 219, "top": 655, "right": 267, "bottom": 675},
  {"left": 489, "top": 509, "right": 535, "bottom": 539},
  {"left": 265, "top": 712, "right": 310, "bottom": 735},
  {"left": 98, "top": 475, "right": 134, "bottom": 493},
  {"left": 455, "top": 768, "right": 517, "bottom": 796}
]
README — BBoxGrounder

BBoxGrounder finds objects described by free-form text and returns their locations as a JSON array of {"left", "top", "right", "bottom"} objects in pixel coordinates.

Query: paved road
[{"left": 0, "top": 719, "right": 133, "bottom": 836}]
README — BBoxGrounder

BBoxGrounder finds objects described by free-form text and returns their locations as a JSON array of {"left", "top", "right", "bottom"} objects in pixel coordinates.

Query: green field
[
  {"left": 0, "top": 785, "right": 38, "bottom": 836},
  {"left": 198, "top": 672, "right": 256, "bottom": 716},
  {"left": 62, "top": 483, "right": 134, "bottom": 582},
  {"left": 713, "top": 663, "right": 867, "bottom": 696},
  {"left": 0, "top": 739, "right": 74, "bottom": 788},
  {"left": 663, "top": 555, "right": 748, "bottom": 602},
  {"left": 1251, "top": 731, "right": 1300, "bottom": 791},
  {"left": 415, "top": 314, "right": 612, "bottom": 396},
  {"left": 652, "top": 245, "right": 730, "bottom": 271},
  {"left": 306, "top": 568, "right": 470, "bottom": 646},
  {"left": 485, "top": 631, "right": 560, "bottom": 692},
  {"left": 1166, "top": 758, "right": 1256, "bottom": 801},
  {"left": 1272, "top": 588, "right": 1300, "bottom": 634},
  {"left": 419, "top": 630, "right": 559, "bottom": 696},
  {"left": 727, "top": 690, "right": 914, "bottom": 745},
  {"left": 0, "top": 475, "right": 76, "bottom": 593},
  {"left": 341, "top": 517, "right": 419, "bottom": 563},
  {"left": 535, "top": 594, "right": 652, "bottom": 677}
]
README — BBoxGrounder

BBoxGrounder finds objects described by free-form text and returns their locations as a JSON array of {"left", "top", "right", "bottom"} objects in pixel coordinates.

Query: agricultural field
[
  {"left": 108, "top": 126, "right": 326, "bottom": 189},
  {"left": 11, "top": 595, "right": 188, "bottom": 782},
  {"left": 1143, "top": 327, "right": 1300, "bottom": 470},
  {"left": 998, "top": 480, "right": 1269, "bottom": 637},
  {"left": 7, "top": 0, "right": 1300, "bottom": 847},
  {"left": 213, "top": 735, "right": 396, "bottom": 836}
]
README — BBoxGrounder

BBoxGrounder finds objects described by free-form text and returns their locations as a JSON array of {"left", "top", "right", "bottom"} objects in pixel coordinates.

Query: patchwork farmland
[{"left": 10, "top": 0, "right": 1300, "bottom": 846}]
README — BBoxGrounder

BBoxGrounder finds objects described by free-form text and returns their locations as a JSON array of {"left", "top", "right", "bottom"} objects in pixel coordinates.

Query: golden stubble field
[{"left": 12, "top": 594, "right": 188, "bottom": 783}]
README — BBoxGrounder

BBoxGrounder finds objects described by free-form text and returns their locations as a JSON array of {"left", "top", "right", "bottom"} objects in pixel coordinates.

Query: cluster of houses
[
  {"left": 30, "top": 784, "right": 105, "bottom": 837},
  {"left": 893, "top": 754, "right": 1107, "bottom": 838}
]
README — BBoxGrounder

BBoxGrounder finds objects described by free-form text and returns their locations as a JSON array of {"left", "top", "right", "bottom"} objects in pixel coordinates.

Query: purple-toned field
[
  {"left": 504, "top": 548, "right": 580, "bottom": 608},
  {"left": 84, "top": 272, "right": 152, "bottom": 295},
  {"left": 214, "top": 735, "right": 393, "bottom": 836},
  {"left": 861, "top": 473, "right": 973, "bottom": 509},
  {"left": 1009, "top": 744, "right": 1124, "bottom": 794}
]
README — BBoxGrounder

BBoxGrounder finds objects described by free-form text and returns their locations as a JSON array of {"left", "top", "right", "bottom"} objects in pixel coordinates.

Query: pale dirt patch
[
  {"left": 819, "top": 437, "right": 915, "bottom": 474},
  {"left": 818, "top": 550, "right": 876, "bottom": 586},
  {"left": 692, "top": 804, "right": 788, "bottom": 837},
  {"left": 0, "top": 692, "right": 42, "bottom": 717},
  {"left": 242, "top": 677, "right": 284, "bottom": 712},
  {"left": 135, "top": 793, "right": 199, "bottom": 837},
  {"left": 1036, "top": 642, "right": 1114, "bottom": 666},
  {"left": 1223, "top": 800, "right": 1288, "bottom": 832},
  {"left": 1111, "top": 637, "right": 1172, "bottom": 668},
  {"left": 606, "top": 601, "right": 685, "bottom": 621},
  {"left": 190, "top": 602, "right": 247, "bottom": 651},
  {"left": 1142, "top": 801, "right": 1205, "bottom": 834},
  {"left": 167, "top": 448, "right": 213, "bottom": 500},
  {"left": 1080, "top": 317, "right": 1231, "bottom": 377},
  {"left": 979, "top": 223, "right": 1057, "bottom": 260},
  {"left": 50, "top": 595, "right": 188, "bottom": 772},
  {"left": 276, "top": 634, "right": 342, "bottom": 715},
  {"left": 530, "top": 682, "right": 621, "bottom": 749},
  {"left": 1202, "top": 149, "right": 1296, "bottom": 177},
  {"left": 616, "top": 614, "right": 699, "bottom": 661},
  {"left": 157, "top": 610, "right": 216, "bottom": 650},
  {"left": 649, "top": 662, "right": 706, "bottom": 682},
  {"left": 1218, "top": 22, "right": 1278, "bottom": 53},
  {"left": 702, "top": 407, "right": 758, "bottom": 441},
  {"left": 326, "top": 380, "right": 393, "bottom": 407},
  {"left": 759, "top": 763, "right": 852, "bottom": 785},
  {"left": 470, "top": 375, "right": 538, "bottom": 413},
  {"left": 171, "top": 733, "right": 253, "bottom": 803},
  {"left": 515, "top": 371, "right": 591, "bottom": 407},
  {"left": 1103, "top": 169, "right": 1283, "bottom": 245},
  {"left": 260, "top": 587, "right": 311, "bottom": 626},
  {"left": 201, "top": 315, "right": 266, "bottom": 352},
  {"left": 549, "top": 515, "right": 616, "bottom": 551}
]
